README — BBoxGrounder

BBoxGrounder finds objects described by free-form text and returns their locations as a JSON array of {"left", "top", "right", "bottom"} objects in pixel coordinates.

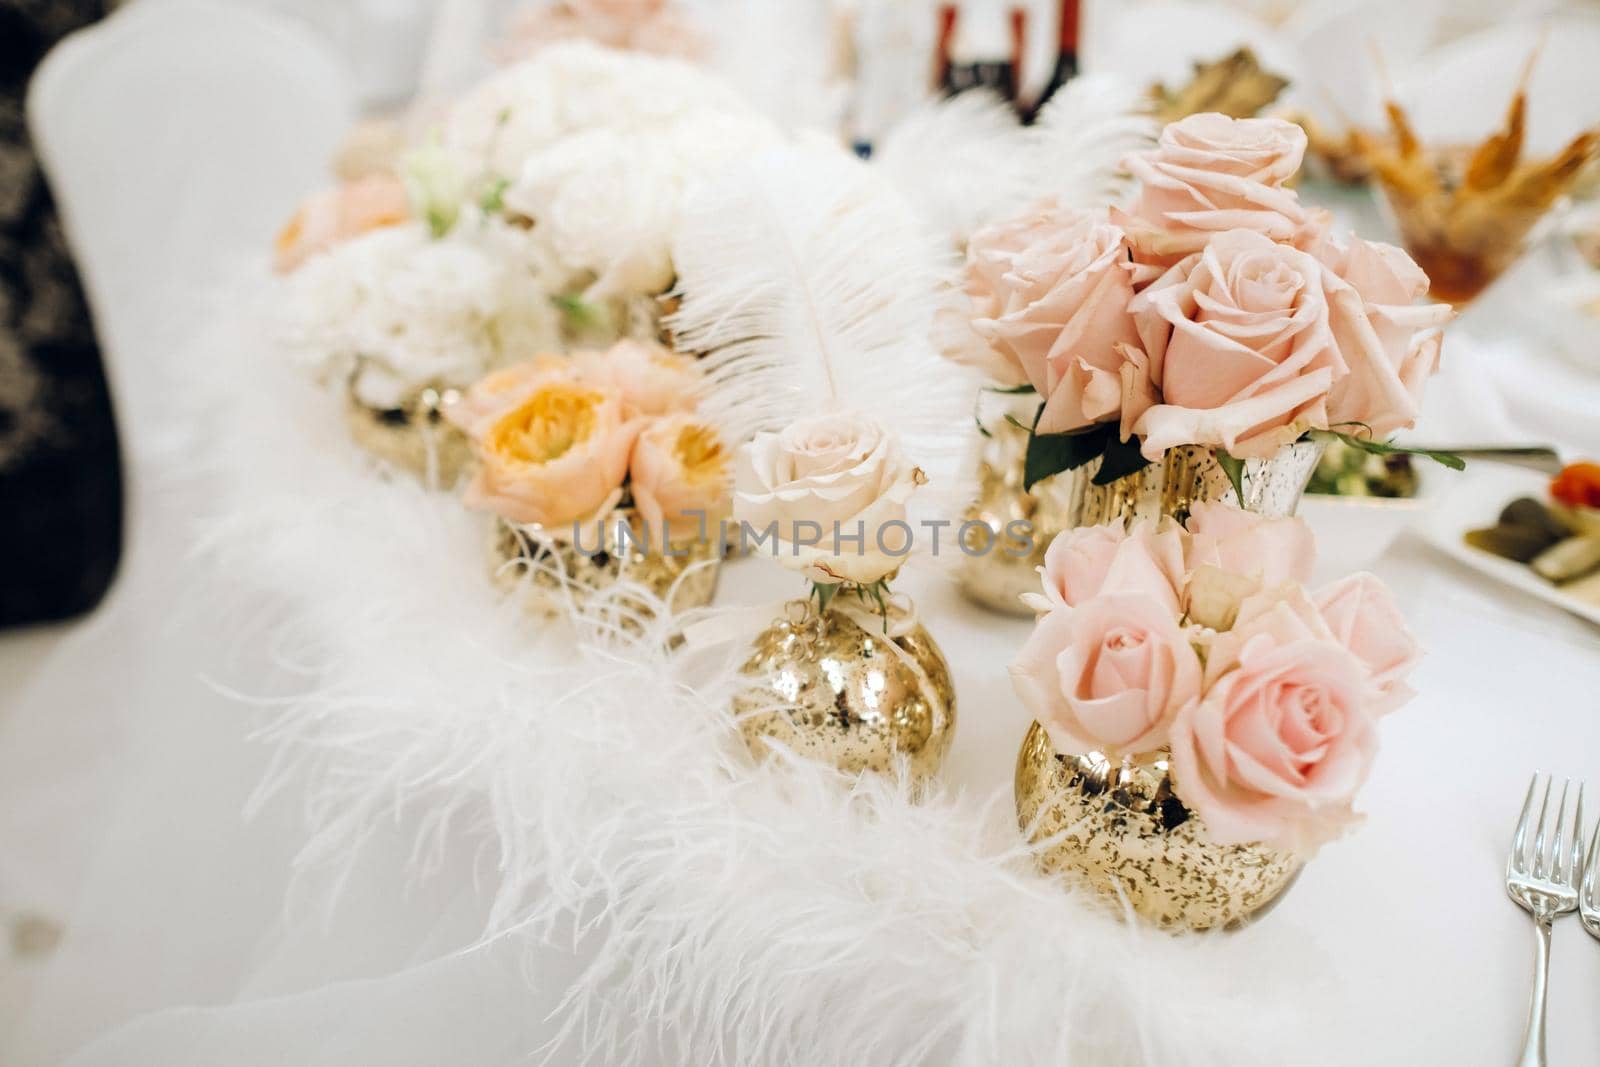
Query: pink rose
[
  {"left": 629, "top": 414, "right": 731, "bottom": 541},
  {"left": 1314, "top": 572, "right": 1420, "bottom": 714},
  {"left": 1169, "top": 587, "right": 1377, "bottom": 855},
  {"left": 500, "top": 0, "right": 704, "bottom": 62},
  {"left": 964, "top": 200, "right": 1148, "bottom": 435},
  {"left": 1011, "top": 597, "right": 1203, "bottom": 757},
  {"left": 274, "top": 175, "right": 410, "bottom": 274},
  {"left": 1184, "top": 501, "right": 1316, "bottom": 590},
  {"left": 575, "top": 340, "right": 702, "bottom": 419},
  {"left": 445, "top": 356, "right": 575, "bottom": 440},
  {"left": 1310, "top": 233, "right": 1454, "bottom": 438},
  {"left": 1129, "top": 229, "right": 1347, "bottom": 461},
  {"left": 1117, "top": 114, "right": 1311, "bottom": 270},
  {"left": 462, "top": 378, "right": 640, "bottom": 530},
  {"left": 1025, "top": 520, "right": 1188, "bottom": 616}
]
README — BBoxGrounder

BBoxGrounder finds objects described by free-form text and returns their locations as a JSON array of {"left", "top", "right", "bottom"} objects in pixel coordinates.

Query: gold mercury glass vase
[
  {"left": 1014, "top": 721, "right": 1301, "bottom": 931},
  {"left": 959, "top": 422, "right": 1324, "bottom": 615},
  {"left": 735, "top": 598, "right": 956, "bottom": 781},
  {"left": 345, "top": 380, "right": 472, "bottom": 489},
  {"left": 491, "top": 509, "right": 722, "bottom": 622}
]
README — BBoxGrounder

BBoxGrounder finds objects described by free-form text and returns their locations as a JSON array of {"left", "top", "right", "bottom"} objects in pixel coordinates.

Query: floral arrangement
[
  {"left": 955, "top": 112, "right": 1461, "bottom": 497},
  {"left": 1011, "top": 505, "right": 1419, "bottom": 855},
  {"left": 446, "top": 339, "right": 730, "bottom": 545}
]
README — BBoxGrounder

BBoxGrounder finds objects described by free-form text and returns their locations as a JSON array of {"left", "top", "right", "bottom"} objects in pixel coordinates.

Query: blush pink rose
[
  {"left": 964, "top": 200, "right": 1148, "bottom": 435},
  {"left": 274, "top": 175, "right": 410, "bottom": 274},
  {"left": 1314, "top": 572, "right": 1421, "bottom": 714},
  {"left": 1169, "top": 586, "right": 1377, "bottom": 855},
  {"left": 500, "top": 0, "right": 705, "bottom": 62},
  {"left": 1025, "top": 520, "right": 1188, "bottom": 616},
  {"left": 1184, "top": 501, "right": 1316, "bottom": 590},
  {"left": 629, "top": 414, "right": 730, "bottom": 541},
  {"left": 1129, "top": 229, "right": 1347, "bottom": 461},
  {"left": 1309, "top": 232, "right": 1454, "bottom": 438},
  {"left": 1117, "top": 114, "right": 1311, "bottom": 270},
  {"left": 463, "top": 378, "right": 640, "bottom": 530},
  {"left": 575, "top": 340, "right": 702, "bottom": 419},
  {"left": 1011, "top": 597, "right": 1203, "bottom": 757}
]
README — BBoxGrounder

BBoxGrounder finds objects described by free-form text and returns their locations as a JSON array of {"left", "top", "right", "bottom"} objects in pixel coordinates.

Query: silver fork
[
  {"left": 1582, "top": 812, "right": 1600, "bottom": 943},
  {"left": 1506, "top": 775, "right": 1584, "bottom": 1067}
]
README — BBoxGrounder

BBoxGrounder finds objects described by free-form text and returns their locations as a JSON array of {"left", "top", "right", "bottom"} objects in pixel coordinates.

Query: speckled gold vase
[
  {"left": 1014, "top": 721, "right": 1301, "bottom": 931},
  {"left": 345, "top": 383, "right": 471, "bottom": 488},
  {"left": 735, "top": 599, "right": 956, "bottom": 780},
  {"left": 492, "top": 510, "right": 721, "bottom": 621},
  {"left": 959, "top": 433, "right": 1323, "bottom": 616}
]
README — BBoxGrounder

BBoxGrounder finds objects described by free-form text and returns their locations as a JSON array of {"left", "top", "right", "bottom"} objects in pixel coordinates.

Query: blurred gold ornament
[
  {"left": 491, "top": 509, "right": 721, "bottom": 622},
  {"left": 1357, "top": 76, "right": 1600, "bottom": 306},
  {"left": 735, "top": 597, "right": 955, "bottom": 781},
  {"left": 346, "top": 382, "right": 472, "bottom": 488},
  {"left": 1149, "top": 48, "right": 1290, "bottom": 125},
  {"left": 1014, "top": 721, "right": 1300, "bottom": 931}
]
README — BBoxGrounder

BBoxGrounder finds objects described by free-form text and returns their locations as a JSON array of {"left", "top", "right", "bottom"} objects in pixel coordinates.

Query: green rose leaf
[{"left": 1310, "top": 430, "right": 1466, "bottom": 471}]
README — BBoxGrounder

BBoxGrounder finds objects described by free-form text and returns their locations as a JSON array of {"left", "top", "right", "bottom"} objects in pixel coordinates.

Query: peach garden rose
[
  {"left": 629, "top": 413, "right": 730, "bottom": 542},
  {"left": 460, "top": 377, "right": 639, "bottom": 530},
  {"left": 274, "top": 174, "right": 411, "bottom": 274}
]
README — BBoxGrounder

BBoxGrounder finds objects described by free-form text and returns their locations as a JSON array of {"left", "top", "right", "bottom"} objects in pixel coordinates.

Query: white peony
[
  {"left": 505, "top": 112, "right": 781, "bottom": 297},
  {"left": 278, "top": 217, "right": 561, "bottom": 408},
  {"left": 441, "top": 41, "right": 754, "bottom": 182}
]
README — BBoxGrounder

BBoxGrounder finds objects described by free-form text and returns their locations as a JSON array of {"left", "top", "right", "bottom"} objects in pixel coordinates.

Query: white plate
[{"left": 1415, "top": 463, "right": 1600, "bottom": 627}]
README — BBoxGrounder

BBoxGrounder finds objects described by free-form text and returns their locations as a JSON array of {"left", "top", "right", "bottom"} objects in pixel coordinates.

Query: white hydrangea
[
  {"left": 442, "top": 41, "right": 754, "bottom": 182},
  {"left": 505, "top": 111, "right": 782, "bottom": 297},
  {"left": 278, "top": 217, "right": 560, "bottom": 408}
]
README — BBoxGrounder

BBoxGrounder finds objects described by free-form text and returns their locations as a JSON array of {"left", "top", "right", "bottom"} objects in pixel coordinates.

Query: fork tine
[
  {"left": 1585, "top": 808, "right": 1600, "bottom": 906},
  {"left": 1547, "top": 780, "right": 1571, "bottom": 883},
  {"left": 1532, "top": 776, "right": 1554, "bottom": 878},
  {"left": 1511, "top": 774, "right": 1539, "bottom": 874},
  {"left": 1570, "top": 783, "right": 1586, "bottom": 889}
]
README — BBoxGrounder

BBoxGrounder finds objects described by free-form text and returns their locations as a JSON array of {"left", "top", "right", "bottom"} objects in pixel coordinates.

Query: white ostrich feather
[
  {"left": 873, "top": 89, "right": 1038, "bottom": 246},
  {"left": 169, "top": 284, "right": 1329, "bottom": 1065},
  {"left": 668, "top": 143, "right": 981, "bottom": 521},
  {"left": 1027, "top": 73, "right": 1157, "bottom": 211}
]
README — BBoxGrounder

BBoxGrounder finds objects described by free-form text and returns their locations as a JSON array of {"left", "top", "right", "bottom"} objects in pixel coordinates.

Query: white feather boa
[{"left": 181, "top": 298, "right": 1322, "bottom": 1067}]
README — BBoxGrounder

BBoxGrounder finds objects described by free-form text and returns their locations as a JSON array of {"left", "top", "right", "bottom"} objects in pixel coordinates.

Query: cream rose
[
  {"left": 733, "top": 412, "right": 922, "bottom": 585},
  {"left": 1011, "top": 596, "right": 1203, "bottom": 757},
  {"left": 1310, "top": 232, "right": 1454, "bottom": 438},
  {"left": 274, "top": 174, "right": 410, "bottom": 274},
  {"left": 1024, "top": 520, "right": 1188, "bottom": 616},
  {"left": 1314, "top": 573, "right": 1421, "bottom": 715},
  {"left": 1118, "top": 114, "right": 1311, "bottom": 268},
  {"left": 462, "top": 379, "right": 639, "bottom": 530},
  {"left": 1169, "top": 586, "right": 1377, "bottom": 855},
  {"left": 1130, "top": 229, "right": 1346, "bottom": 461},
  {"left": 964, "top": 200, "right": 1147, "bottom": 435},
  {"left": 629, "top": 414, "right": 731, "bottom": 542},
  {"left": 574, "top": 340, "right": 701, "bottom": 418}
]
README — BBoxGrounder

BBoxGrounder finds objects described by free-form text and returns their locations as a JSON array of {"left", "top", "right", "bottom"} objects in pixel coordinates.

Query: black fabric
[{"left": 0, "top": 0, "right": 121, "bottom": 628}]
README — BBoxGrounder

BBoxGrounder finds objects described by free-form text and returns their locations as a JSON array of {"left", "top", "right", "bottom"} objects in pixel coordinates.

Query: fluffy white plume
[
  {"left": 873, "top": 89, "right": 1039, "bottom": 247},
  {"left": 669, "top": 143, "right": 981, "bottom": 520},
  {"left": 1027, "top": 73, "right": 1156, "bottom": 211},
  {"left": 186, "top": 294, "right": 1318, "bottom": 1066}
]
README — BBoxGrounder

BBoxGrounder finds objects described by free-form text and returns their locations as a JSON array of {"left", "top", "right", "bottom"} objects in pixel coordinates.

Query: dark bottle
[
  {"left": 1026, "top": 0, "right": 1081, "bottom": 120},
  {"left": 938, "top": 3, "right": 1018, "bottom": 105}
]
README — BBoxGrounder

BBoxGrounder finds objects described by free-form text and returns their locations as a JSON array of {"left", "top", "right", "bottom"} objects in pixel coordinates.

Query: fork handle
[{"left": 1516, "top": 916, "right": 1553, "bottom": 1067}]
